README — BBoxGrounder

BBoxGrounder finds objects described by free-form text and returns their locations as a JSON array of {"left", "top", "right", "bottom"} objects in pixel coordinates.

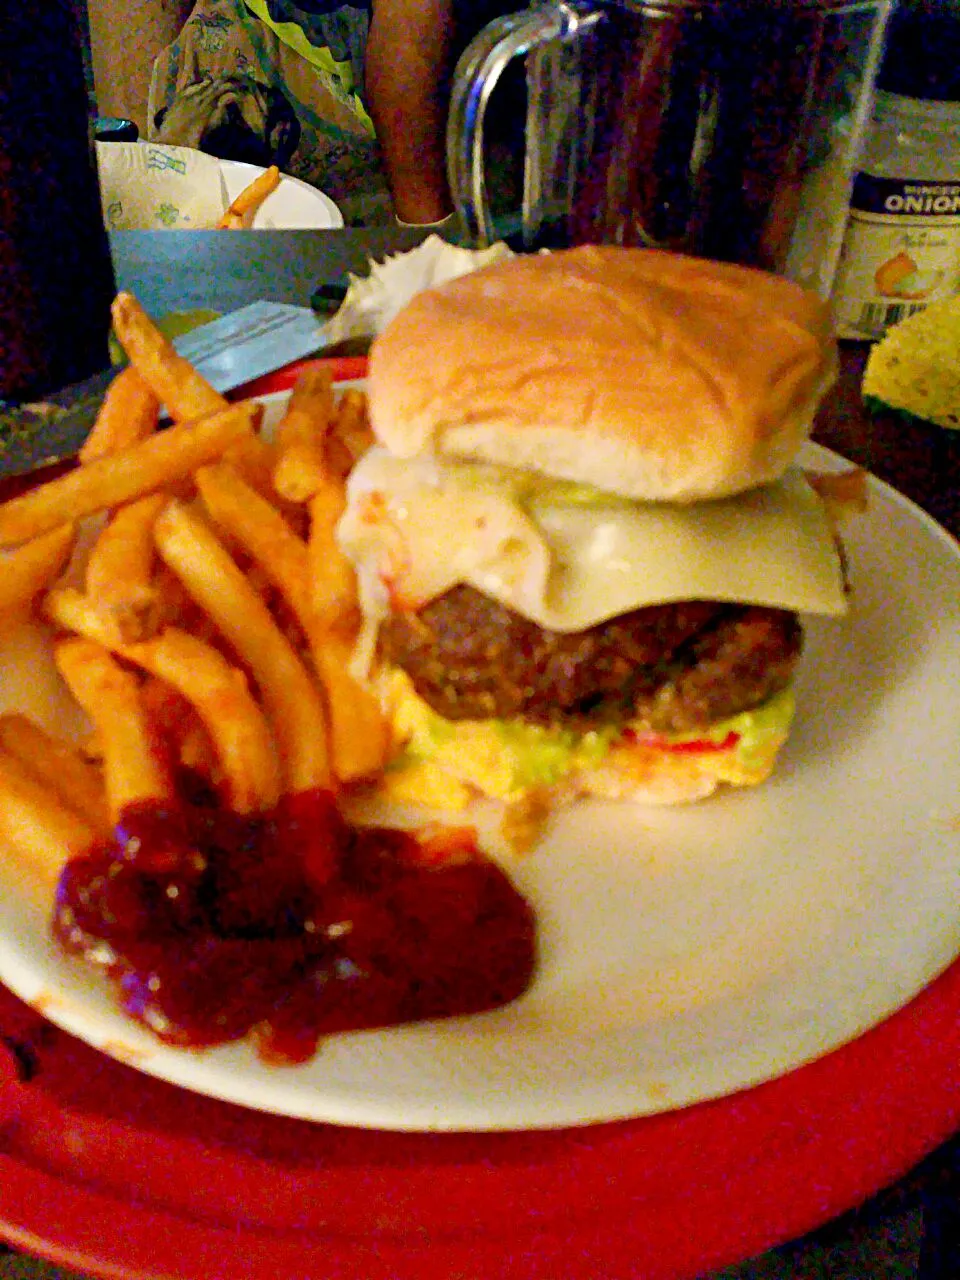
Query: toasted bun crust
[{"left": 367, "top": 246, "right": 837, "bottom": 502}]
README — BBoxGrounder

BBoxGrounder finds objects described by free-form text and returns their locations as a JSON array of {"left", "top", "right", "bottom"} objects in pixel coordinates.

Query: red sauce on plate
[{"left": 53, "top": 789, "right": 536, "bottom": 1063}]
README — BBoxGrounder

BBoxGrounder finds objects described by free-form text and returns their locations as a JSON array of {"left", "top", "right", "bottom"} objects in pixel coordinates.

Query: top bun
[{"left": 366, "top": 246, "right": 837, "bottom": 502}]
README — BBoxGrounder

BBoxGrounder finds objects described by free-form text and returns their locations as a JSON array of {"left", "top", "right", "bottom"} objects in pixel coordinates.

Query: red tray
[
  {"left": 231, "top": 354, "right": 369, "bottom": 399},
  {"left": 3, "top": 955, "right": 960, "bottom": 1280},
  {"left": 2, "top": 355, "right": 958, "bottom": 1279}
]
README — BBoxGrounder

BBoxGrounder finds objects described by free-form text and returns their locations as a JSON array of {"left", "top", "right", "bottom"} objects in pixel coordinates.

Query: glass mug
[{"left": 447, "top": 0, "right": 894, "bottom": 297}]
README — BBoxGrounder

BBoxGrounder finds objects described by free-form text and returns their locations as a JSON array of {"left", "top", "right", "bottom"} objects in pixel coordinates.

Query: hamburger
[{"left": 336, "top": 246, "right": 849, "bottom": 826}]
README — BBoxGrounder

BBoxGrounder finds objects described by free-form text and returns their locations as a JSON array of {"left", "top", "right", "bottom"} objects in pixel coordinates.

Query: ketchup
[{"left": 53, "top": 788, "right": 536, "bottom": 1063}]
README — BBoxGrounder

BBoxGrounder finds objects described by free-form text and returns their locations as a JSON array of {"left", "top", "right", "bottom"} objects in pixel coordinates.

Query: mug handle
[{"left": 446, "top": 1, "right": 602, "bottom": 246}]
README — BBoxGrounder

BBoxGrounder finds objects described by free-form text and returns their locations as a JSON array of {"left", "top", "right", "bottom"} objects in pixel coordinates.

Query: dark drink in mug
[
  {"left": 448, "top": 0, "right": 893, "bottom": 297},
  {"left": 0, "top": 2, "right": 115, "bottom": 401}
]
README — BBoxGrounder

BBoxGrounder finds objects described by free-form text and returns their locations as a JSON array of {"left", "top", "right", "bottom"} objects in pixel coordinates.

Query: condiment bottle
[
  {"left": 831, "top": 1, "right": 960, "bottom": 339},
  {"left": 0, "top": 2, "right": 115, "bottom": 402}
]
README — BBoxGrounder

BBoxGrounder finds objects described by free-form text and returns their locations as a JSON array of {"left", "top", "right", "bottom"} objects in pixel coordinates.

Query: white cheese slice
[{"left": 337, "top": 448, "right": 848, "bottom": 635}]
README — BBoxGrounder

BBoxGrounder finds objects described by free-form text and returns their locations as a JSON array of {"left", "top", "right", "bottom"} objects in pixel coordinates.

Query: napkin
[
  {"left": 95, "top": 141, "right": 228, "bottom": 230},
  {"left": 321, "top": 234, "right": 514, "bottom": 346}
]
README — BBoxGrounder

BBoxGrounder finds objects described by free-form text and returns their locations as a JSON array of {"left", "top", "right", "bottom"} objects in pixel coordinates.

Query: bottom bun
[{"left": 374, "top": 672, "right": 794, "bottom": 852}]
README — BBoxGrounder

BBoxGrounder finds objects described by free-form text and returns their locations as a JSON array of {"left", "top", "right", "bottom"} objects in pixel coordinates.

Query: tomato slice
[{"left": 629, "top": 730, "right": 740, "bottom": 755}]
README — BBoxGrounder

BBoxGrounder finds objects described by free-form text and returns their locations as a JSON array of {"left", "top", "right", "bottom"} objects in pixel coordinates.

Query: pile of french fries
[{"left": 0, "top": 290, "right": 389, "bottom": 906}]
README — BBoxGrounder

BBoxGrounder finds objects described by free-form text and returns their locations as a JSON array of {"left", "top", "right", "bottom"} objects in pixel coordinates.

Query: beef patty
[{"left": 380, "top": 585, "right": 803, "bottom": 734}]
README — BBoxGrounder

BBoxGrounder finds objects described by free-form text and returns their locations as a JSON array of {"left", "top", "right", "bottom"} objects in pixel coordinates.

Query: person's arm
[
  {"left": 364, "top": 0, "right": 456, "bottom": 223},
  {"left": 87, "top": 0, "right": 195, "bottom": 136}
]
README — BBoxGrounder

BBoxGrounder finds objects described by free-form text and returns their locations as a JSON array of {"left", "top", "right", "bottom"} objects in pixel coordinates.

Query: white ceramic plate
[
  {"left": 220, "top": 160, "right": 344, "bottom": 229},
  {"left": 1, "top": 431, "right": 959, "bottom": 1132}
]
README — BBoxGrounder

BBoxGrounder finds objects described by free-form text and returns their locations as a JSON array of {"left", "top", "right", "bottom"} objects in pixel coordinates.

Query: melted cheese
[{"left": 337, "top": 448, "right": 848, "bottom": 636}]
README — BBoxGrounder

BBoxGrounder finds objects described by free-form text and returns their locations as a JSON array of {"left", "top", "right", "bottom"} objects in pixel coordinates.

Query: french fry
[
  {"left": 46, "top": 588, "right": 263, "bottom": 802},
  {"left": 244, "top": 563, "right": 277, "bottom": 611},
  {"left": 194, "top": 462, "right": 385, "bottom": 782},
  {"left": 139, "top": 674, "right": 219, "bottom": 784},
  {"left": 323, "top": 434, "right": 354, "bottom": 483},
  {"left": 45, "top": 576, "right": 212, "bottom": 654},
  {"left": 110, "top": 292, "right": 227, "bottom": 422},
  {"left": 272, "top": 366, "right": 335, "bottom": 503},
  {"left": 195, "top": 462, "right": 311, "bottom": 609},
  {"left": 0, "top": 713, "right": 109, "bottom": 834},
  {"left": 273, "top": 442, "right": 327, "bottom": 504},
  {"left": 222, "top": 433, "right": 281, "bottom": 502},
  {"left": 0, "top": 523, "right": 76, "bottom": 618},
  {"left": 0, "top": 401, "right": 260, "bottom": 549},
  {"left": 154, "top": 500, "right": 331, "bottom": 793},
  {"left": 54, "top": 638, "right": 173, "bottom": 821},
  {"left": 45, "top": 585, "right": 124, "bottom": 647},
  {"left": 223, "top": 434, "right": 309, "bottom": 540},
  {"left": 125, "top": 629, "right": 281, "bottom": 814},
  {"left": 78, "top": 365, "right": 160, "bottom": 465},
  {"left": 84, "top": 494, "right": 167, "bottom": 642},
  {"left": 77, "top": 730, "right": 104, "bottom": 763},
  {"left": 308, "top": 480, "right": 358, "bottom": 632},
  {"left": 0, "top": 747, "right": 97, "bottom": 907},
  {"left": 331, "top": 388, "right": 375, "bottom": 473},
  {"left": 216, "top": 164, "right": 281, "bottom": 229},
  {"left": 314, "top": 636, "right": 390, "bottom": 782},
  {"left": 322, "top": 389, "right": 371, "bottom": 481},
  {"left": 178, "top": 722, "right": 219, "bottom": 779},
  {"left": 152, "top": 565, "right": 217, "bottom": 639}
]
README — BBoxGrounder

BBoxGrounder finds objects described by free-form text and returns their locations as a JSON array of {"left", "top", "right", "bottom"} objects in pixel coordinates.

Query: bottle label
[{"left": 831, "top": 175, "right": 960, "bottom": 339}]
